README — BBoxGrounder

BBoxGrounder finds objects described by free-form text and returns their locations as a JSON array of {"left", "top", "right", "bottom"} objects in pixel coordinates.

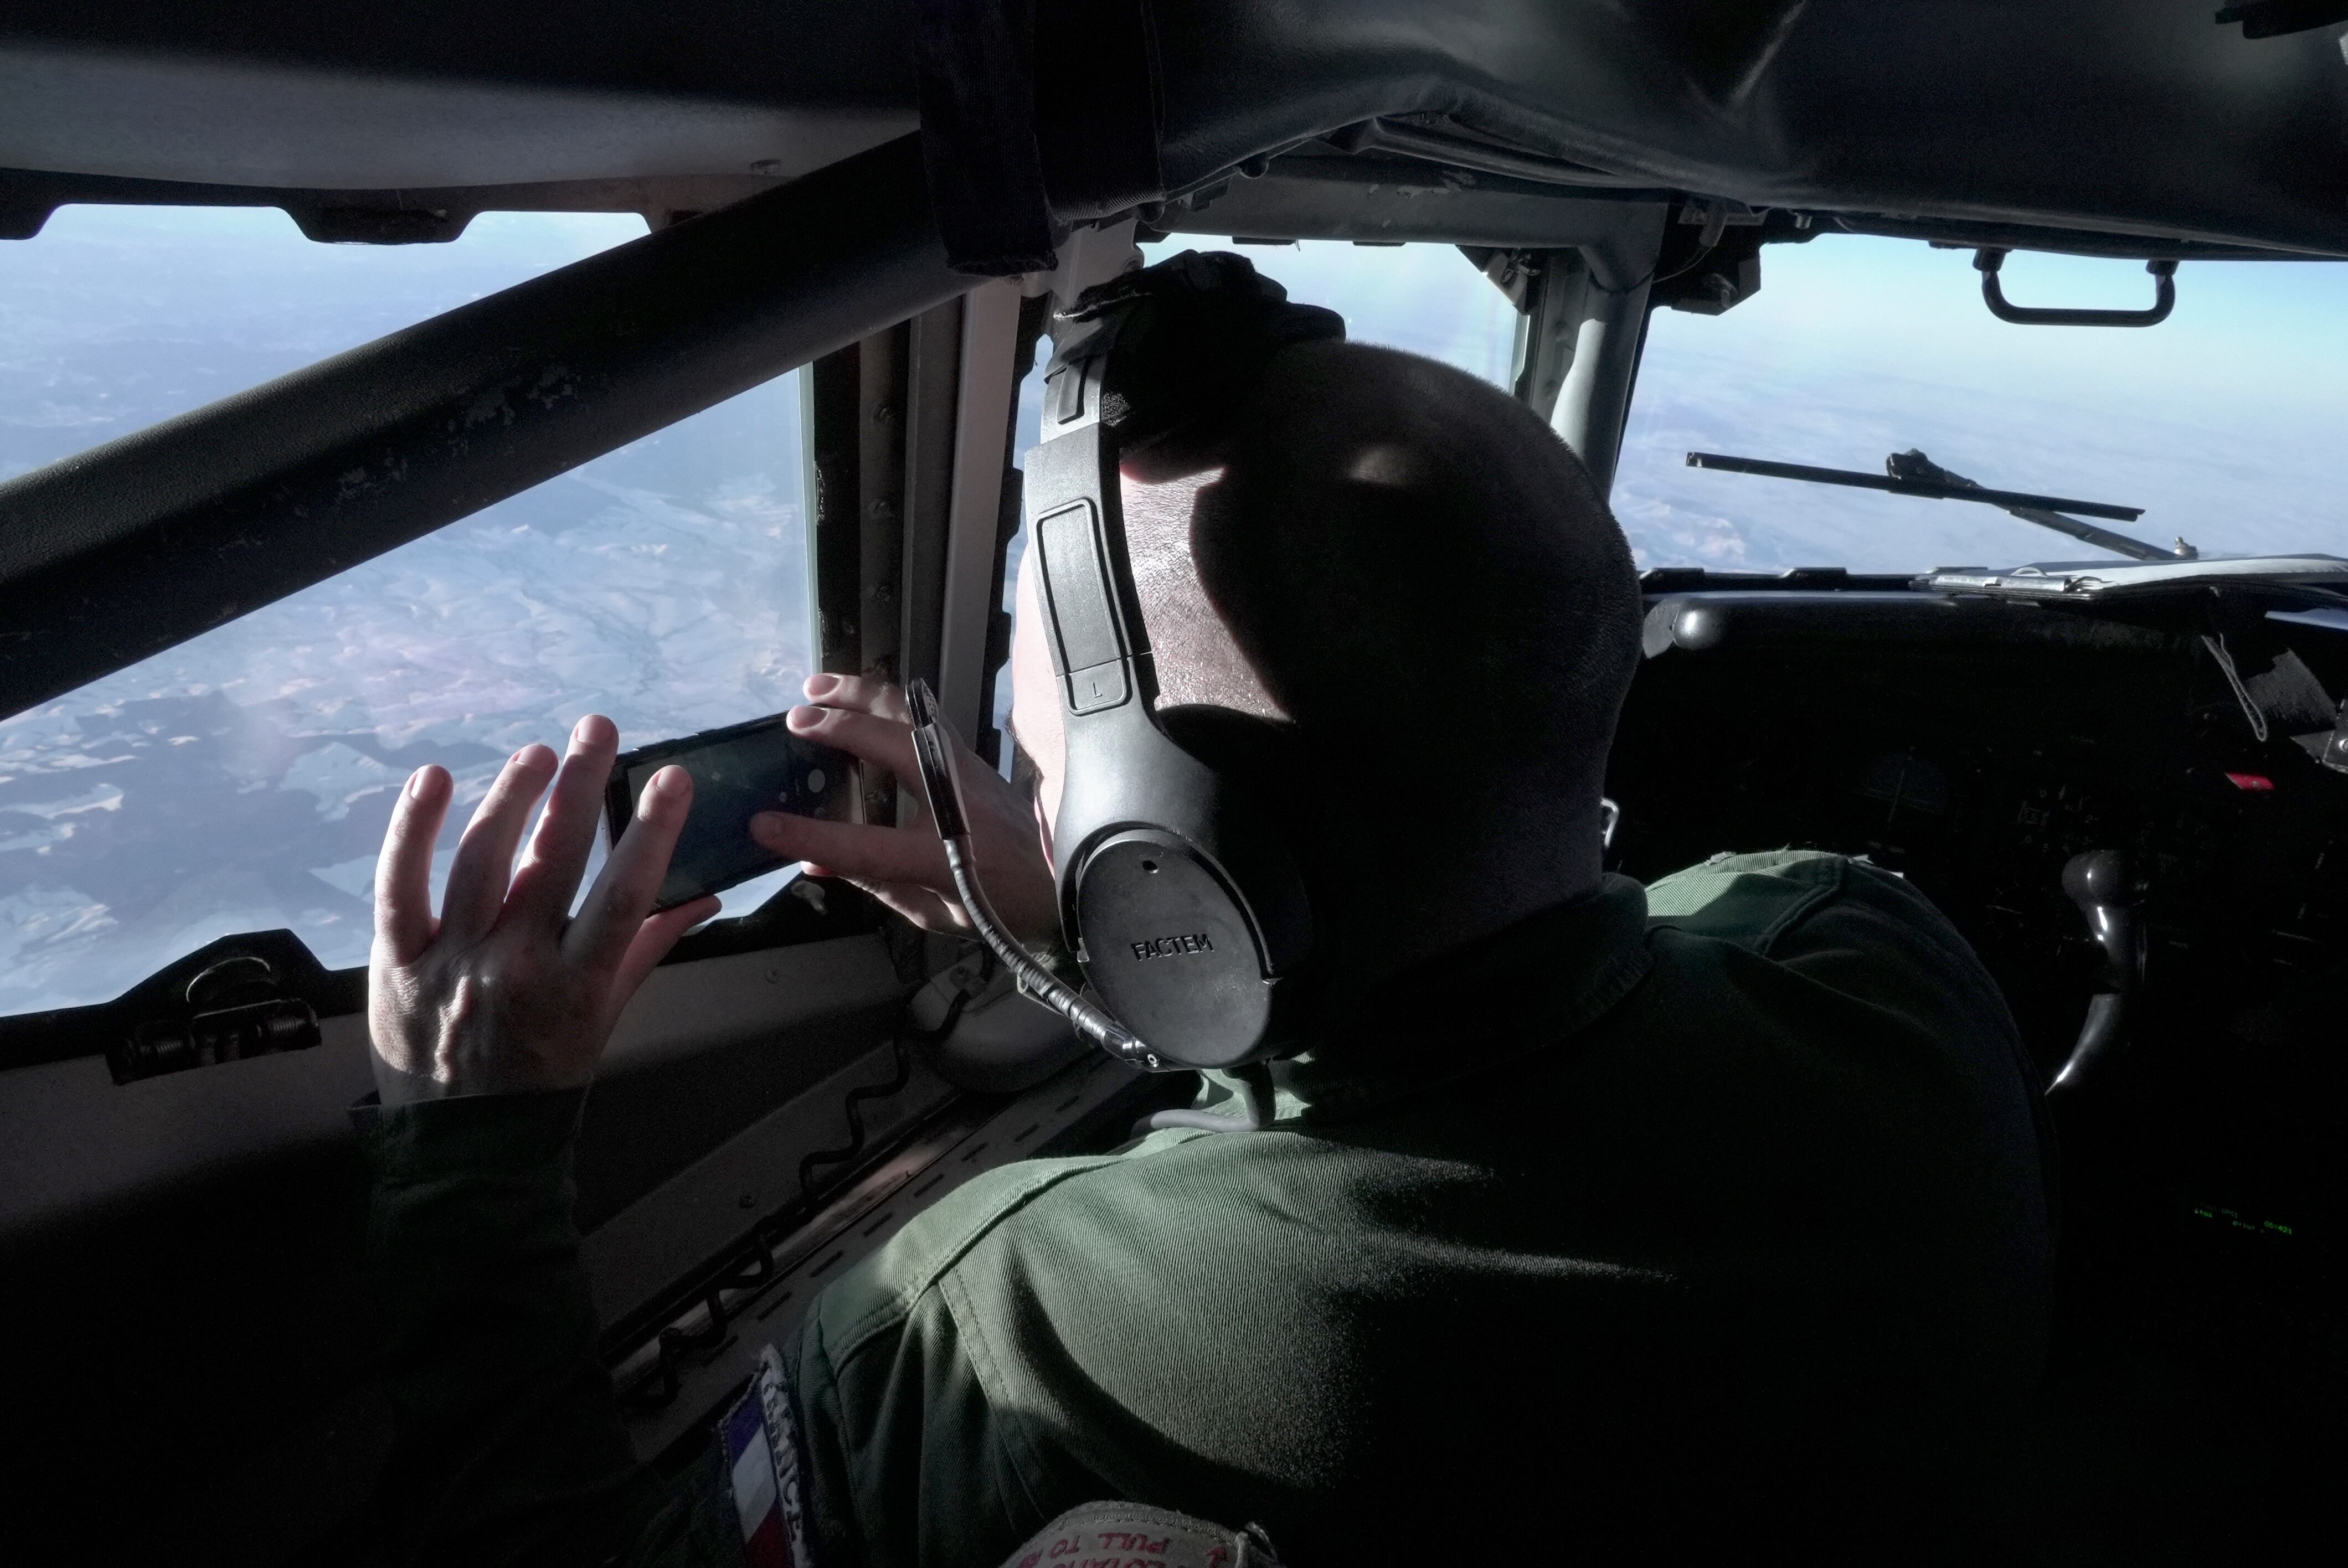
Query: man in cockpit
[{"left": 357, "top": 267, "right": 2054, "bottom": 1564}]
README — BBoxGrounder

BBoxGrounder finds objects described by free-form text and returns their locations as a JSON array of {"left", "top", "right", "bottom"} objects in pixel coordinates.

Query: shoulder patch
[{"left": 719, "top": 1343, "right": 817, "bottom": 1567}]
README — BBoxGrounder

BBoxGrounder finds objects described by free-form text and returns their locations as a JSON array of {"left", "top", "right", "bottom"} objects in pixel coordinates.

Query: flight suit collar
[{"left": 1268, "top": 874, "right": 1655, "bottom": 1122}]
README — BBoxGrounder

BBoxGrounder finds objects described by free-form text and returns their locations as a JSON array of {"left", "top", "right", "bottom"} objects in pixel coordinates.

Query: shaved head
[
  {"left": 1188, "top": 342, "right": 1639, "bottom": 794},
  {"left": 1013, "top": 339, "right": 1640, "bottom": 986}
]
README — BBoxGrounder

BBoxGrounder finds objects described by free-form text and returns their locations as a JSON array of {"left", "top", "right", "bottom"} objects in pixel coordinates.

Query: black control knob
[
  {"left": 2061, "top": 849, "right": 2145, "bottom": 994},
  {"left": 2050, "top": 849, "right": 2144, "bottom": 1094}
]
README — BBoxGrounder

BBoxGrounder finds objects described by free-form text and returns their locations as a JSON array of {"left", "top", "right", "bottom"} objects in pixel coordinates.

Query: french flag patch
[{"left": 722, "top": 1344, "right": 815, "bottom": 1567}]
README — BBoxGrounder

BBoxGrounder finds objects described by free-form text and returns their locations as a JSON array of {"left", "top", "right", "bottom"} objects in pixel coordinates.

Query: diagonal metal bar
[{"left": 0, "top": 133, "right": 967, "bottom": 719}]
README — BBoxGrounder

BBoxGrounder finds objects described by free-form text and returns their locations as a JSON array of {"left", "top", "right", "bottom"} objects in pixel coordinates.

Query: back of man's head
[
  {"left": 1187, "top": 341, "right": 1641, "bottom": 839},
  {"left": 1019, "top": 334, "right": 1643, "bottom": 989}
]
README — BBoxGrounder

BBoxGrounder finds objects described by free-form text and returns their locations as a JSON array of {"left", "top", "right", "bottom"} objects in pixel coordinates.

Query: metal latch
[{"left": 107, "top": 953, "right": 322, "bottom": 1084}]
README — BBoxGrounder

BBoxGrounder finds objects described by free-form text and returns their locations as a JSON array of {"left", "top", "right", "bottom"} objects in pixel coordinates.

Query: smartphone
[{"left": 605, "top": 712, "right": 853, "bottom": 910}]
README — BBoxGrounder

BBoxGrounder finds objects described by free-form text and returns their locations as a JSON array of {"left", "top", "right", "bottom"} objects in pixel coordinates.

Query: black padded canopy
[{"left": 3, "top": 1, "right": 2346, "bottom": 256}]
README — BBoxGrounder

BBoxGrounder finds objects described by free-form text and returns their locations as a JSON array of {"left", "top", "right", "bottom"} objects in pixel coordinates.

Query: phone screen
[{"left": 606, "top": 713, "right": 852, "bottom": 910}]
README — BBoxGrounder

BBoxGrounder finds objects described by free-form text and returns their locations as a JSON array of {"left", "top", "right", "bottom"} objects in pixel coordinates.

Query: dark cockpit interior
[{"left": 3, "top": 3, "right": 2344, "bottom": 1559}]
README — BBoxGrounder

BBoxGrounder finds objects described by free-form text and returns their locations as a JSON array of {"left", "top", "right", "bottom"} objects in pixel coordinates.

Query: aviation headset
[{"left": 908, "top": 251, "right": 1343, "bottom": 1076}]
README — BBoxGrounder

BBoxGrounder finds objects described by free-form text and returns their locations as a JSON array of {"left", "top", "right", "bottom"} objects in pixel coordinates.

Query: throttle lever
[{"left": 2048, "top": 849, "right": 2145, "bottom": 1094}]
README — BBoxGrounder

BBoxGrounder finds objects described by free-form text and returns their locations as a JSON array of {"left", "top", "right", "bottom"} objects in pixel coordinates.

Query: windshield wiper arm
[{"left": 1685, "top": 449, "right": 2195, "bottom": 562}]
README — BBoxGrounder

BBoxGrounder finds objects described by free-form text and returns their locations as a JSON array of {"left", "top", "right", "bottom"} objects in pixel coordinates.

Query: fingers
[
  {"left": 795, "top": 673, "right": 997, "bottom": 788},
  {"left": 794, "top": 856, "right": 964, "bottom": 936},
  {"left": 837, "top": 877, "right": 966, "bottom": 934},
  {"left": 785, "top": 702, "right": 922, "bottom": 787},
  {"left": 804, "top": 670, "right": 909, "bottom": 723},
  {"left": 438, "top": 745, "right": 560, "bottom": 943},
  {"left": 507, "top": 715, "right": 620, "bottom": 925},
  {"left": 566, "top": 765, "right": 694, "bottom": 978},
  {"left": 750, "top": 811, "right": 951, "bottom": 895},
  {"left": 374, "top": 765, "right": 452, "bottom": 964},
  {"left": 782, "top": 673, "right": 1057, "bottom": 940},
  {"left": 611, "top": 895, "right": 722, "bottom": 1006}
]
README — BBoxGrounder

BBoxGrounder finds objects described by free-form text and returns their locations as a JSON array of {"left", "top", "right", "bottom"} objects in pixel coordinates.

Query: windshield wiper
[{"left": 1686, "top": 448, "right": 2195, "bottom": 562}]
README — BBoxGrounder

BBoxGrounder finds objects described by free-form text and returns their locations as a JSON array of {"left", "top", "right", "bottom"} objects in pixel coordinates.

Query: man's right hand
[{"left": 750, "top": 674, "right": 1059, "bottom": 942}]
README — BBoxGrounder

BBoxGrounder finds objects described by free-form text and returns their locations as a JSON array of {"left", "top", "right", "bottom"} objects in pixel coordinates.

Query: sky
[
  {"left": 1, "top": 207, "right": 811, "bottom": 1013},
  {"left": 1160, "top": 235, "right": 2348, "bottom": 571},
  {"left": 1615, "top": 238, "right": 2348, "bottom": 571},
  {"left": 4, "top": 211, "right": 2346, "bottom": 1013}
]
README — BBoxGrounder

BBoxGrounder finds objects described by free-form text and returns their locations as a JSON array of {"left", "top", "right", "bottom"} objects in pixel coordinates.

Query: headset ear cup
[{"left": 1070, "top": 834, "right": 1280, "bottom": 1070}]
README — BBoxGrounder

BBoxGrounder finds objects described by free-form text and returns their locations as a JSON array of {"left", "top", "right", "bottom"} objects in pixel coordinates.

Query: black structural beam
[{"left": 0, "top": 133, "right": 967, "bottom": 719}]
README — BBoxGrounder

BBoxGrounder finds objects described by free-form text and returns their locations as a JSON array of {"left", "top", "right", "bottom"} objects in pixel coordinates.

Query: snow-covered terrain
[{"left": 1, "top": 209, "right": 810, "bottom": 1012}]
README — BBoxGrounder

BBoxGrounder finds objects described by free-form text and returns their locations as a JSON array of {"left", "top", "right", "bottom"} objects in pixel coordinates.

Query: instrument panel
[{"left": 1608, "top": 588, "right": 2347, "bottom": 1285}]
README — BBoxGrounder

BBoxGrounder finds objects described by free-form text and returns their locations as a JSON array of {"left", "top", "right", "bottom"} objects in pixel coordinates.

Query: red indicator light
[{"left": 2225, "top": 772, "right": 2275, "bottom": 792}]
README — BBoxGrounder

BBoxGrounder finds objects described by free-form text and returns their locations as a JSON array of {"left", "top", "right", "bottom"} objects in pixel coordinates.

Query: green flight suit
[{"left": 361, "top": 851, "right": 2054, "bottom": 1565}]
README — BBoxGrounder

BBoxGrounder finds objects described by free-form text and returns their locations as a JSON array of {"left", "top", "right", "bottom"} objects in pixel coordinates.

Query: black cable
[
  {"left": 617, "top": 997, "right": 954, "bottom": 1411},
  {"left": 1607, "top": 225, "right": 1724, "bottom": 298},
  {"left": 900, "top": 982, "right": 976, "bottom": 1048},
  {"left": 796, "top": 1039, "right": 916, "bottom": 1210}
]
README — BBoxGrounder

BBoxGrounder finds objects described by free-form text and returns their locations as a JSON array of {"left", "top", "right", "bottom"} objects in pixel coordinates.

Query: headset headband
[{"left": 1018, "top": 252, "right": 1341, "bottom": 1070}]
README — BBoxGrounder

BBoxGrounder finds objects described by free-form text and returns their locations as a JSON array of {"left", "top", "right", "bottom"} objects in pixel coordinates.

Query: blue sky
[
  {"left": 1188, "top": 235, "right": 2348, "bottom": 571},
  {"left": 4, "top": 209, "right": 2345, "bottom": 1012},
  {"left": 1619, "top": 239, "right": 2348, "bottom": 570}
]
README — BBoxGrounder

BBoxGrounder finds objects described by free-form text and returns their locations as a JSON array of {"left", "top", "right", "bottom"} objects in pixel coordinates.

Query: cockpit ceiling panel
[
  {"left": 0, "top": 50, "right": 915, "bottom": 192},
  {"left": 4, "top": 1, "right": 2346, "bottom": 255}
]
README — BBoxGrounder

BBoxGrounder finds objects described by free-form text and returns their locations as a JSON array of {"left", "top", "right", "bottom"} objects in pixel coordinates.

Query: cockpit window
[
  {"left": 1614, "top": 235, "right": 2348, "bottom": 572},
  {"left": 0, "top": 208, "right": 813, "bottom": 1015}
]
